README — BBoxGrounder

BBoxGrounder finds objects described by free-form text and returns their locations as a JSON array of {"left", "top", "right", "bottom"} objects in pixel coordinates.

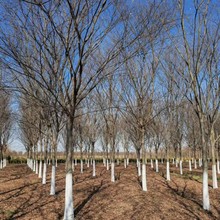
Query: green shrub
[{"left": 10, "top": 158, "right": 27, "bottom": 164}]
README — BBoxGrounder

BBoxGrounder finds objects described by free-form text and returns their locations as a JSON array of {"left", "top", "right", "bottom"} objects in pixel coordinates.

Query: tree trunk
[
  {"left": 155, "top": 159, "right": 159, "bottom": 173},
  {"left": 174, "top": 146, "right": 178, "bottom": 167},
  {"left": 39, "top": 137, "right": 43, "bottom": 178},
  {"left": 210, "top": 127, "right": 218, "bottom": 189},
  {"left": 136, "top": 149, "right": 141, "bottom": 176},
  {"left": 107, "top": 159, "right": 109, "bottom": 170},
  {"left": 64, "top": 117, "right": 74, "bottom": 220},
  {"left": 42, "top": 140, "right": 48, "bottom": 185},
  {"left": 141, "top": 126, "right": 147, "bottom": 191},
  {"left": 92, "top": 160, "right": 96, "bottom": 177},
  {"left": 50, "top": 164, "right": 56, "bottom": 195},
  {"left": 189, "top": 159, "right": 192, "bottom": 172},
  {"left": 126, "top": 150, "right": 129, "bottom": 166},
  {"left": 179, "top": 160, "right": 183, "bottom": 175},
  {"left": 33, "top": 160, "right": 36, "bottom": 172},
  {"left": 80, "top": 159, "right": 83, "bottom": 174},
  {"left": 151, "top": 159, "right": 153, "bottom": 169},
  {"left": 50, "top": 137, "right": 57, "bottom": 195},
  {"left": 217, "top": 143, "right": 220, "bottom": 174},
  {"left": 42, "top": 160, "right": 47, "bottom": 184},
  {"left": 142, "top": 163, "right": 147, "bottom": 191},
  {"left": 194, "top": 159, "right": 197, "bottom": 169},
  {"left": 80, "top": 144, "right": 83, "bottom": 174},
  {"left": 36, "top": 160, "right": 38, "bottom": 174},
  {"left": 166, "top": 160, "right": 171, "bottom": 181},
  {"left": 39, "top": 160, "right": 42, "bottom": 178},
  {"left": 124, "top": 158, "right": 127, "bottom": 168},
  {"left": 166, "top": 146, "right": 170, "bottom": 181},
  {"left": 200, "top": 117, "right": 210, "bottom": 210},
  {"left": 111, "top": 160, "right": 115, "bottom": 182}
]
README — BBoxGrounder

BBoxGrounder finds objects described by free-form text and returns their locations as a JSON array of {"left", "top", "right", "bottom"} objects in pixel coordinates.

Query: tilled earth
[{"left": 0, "top": 161, "right": 220, "bottom": 220}]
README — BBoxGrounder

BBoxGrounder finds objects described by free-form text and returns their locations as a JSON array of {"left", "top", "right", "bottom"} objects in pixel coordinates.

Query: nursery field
[{"left": 0, "top": 162, "right": 220, "bottom": 220}]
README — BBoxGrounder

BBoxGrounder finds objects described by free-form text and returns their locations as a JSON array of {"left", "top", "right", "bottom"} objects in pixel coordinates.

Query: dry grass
[{"left": 0, "top": 162, "right": 220, "bottom": 219}]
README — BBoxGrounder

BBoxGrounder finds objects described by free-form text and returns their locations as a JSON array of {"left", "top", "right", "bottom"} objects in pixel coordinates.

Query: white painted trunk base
[
  {"left": 42, "top": 162, "right": 47, "bottom": 184},
  {"left": 117, "top": 159, "right": 120, "bottom": 166},
  {"left": 150, "top": 159, "right": 153, "bottom": 169},
  {"left": 142, "top": 163, "right": 147, "bottom": 191},
  {"left": 3, "top": 159, "right": 6, "bottom": 167},
  {"left": 172, "top": 158, "right": 175, "bottom": 164},
  {"left": 33, "top": 160, "right": 36, "bottom": 172},
  {"left": 138, "top": 160, "right": 141, "bottom": 176},
  {"left": 107, "top": 160, "right": 109, "bottom": 170},
  {"left": 92, "top": 160, "right": 96, "bottom": 177},
  {"left": 36, "top": 161, "right": 38, "bottom": 174},
  {"left": 155, "top": 159, "right": 159, "bottom": 173},
  {"left": 127, "top": 158, "right": 129, "bottom": 166},
  {"left": 111, "top": 162, "right": 115, "bottom": 182},
  {"left": 63, "top": 173, "right": 74, "bottom": 220},
  {"left": 38, "top": 160, "right": 42, "bottom": 178},
  {"left": 80, "top": 160, "right": 83, "bottom": 174},
  {"left": 50, "top": 165, "right": 56, "bottom": 195},
  {"left": 212, "top": 164, "right": 218, "bottom": 189},
  {"left": 217, "top": 160, "right": 220, "bottom": 174},
  {"left": 87, "top": 159, "right": 90, "bottom": 168},
  {"left": 124, "top": 158, "right": 127, "bottom": 168},
  {"left": 29, "top": 159, "right": 33, "bottom": 170},
  {"left": 203, "top": 169, "right": 210, "bottom": 210},
  {"left": 56, "top": 159, "right": 58, "bottom": 167},
  {"left": 199, "top": 158, "right": 202, "bottom": 167},
  {"left": 166, "top": 161, "right": 171, "bottom": 181},
  {"left": 180, "top": 160, "right": 183, "bottom": 175},
  {"left": 194, "top": 159, "right": 197, "bottom": 169},
  {"left": 189, "top": 160, "right": 192, "bottom": 172}
]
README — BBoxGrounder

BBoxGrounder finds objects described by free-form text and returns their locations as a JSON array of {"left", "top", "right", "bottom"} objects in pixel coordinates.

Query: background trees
[
  {"left": 166, "top": 0, "right": 220, "bottom": 210},
  {"left": 0, "top": 81, "right": 12, "bottom": 169}
]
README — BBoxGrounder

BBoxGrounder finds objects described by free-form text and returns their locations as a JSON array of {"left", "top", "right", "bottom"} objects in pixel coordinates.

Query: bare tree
[
  {"left": 96, "top": 74, "right": 121, "bottom": 182},
  {"left": 0, "top": 1, "right": 138, "bottom": 218},
  {"left": 168, "top": 0, "right": 220, "bottom": 210},
  {"left": 0, "top": 84, "right": 12, "bottom": 169}
]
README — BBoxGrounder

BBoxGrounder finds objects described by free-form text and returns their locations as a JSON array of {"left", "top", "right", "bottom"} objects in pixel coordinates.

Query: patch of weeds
[
  {"left": 172, "top": 172, "right": 192, "bottom": 180},
  {"left": 182, "top": 174, "right": 191, "bottom": 179},
  {"left": 192, "top": 175, "right": 201, "bottom": 181},
  {"left": 4, "top": 209, "right": 16, "bottom": 219}
]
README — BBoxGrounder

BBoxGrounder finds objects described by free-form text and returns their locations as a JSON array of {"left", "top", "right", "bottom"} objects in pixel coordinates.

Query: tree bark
[{"left": 64, "top": 117, "right": 74, "bottom": 220}]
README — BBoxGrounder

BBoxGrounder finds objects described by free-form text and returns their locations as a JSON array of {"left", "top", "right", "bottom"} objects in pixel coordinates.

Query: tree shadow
[
  {"left": 165, "top": 179, "right": 215, "bottom": 219},
  {"left": 74, "top": 180, "right": 104, "bottom": 216},
  {"left": 0, "top": 181, "right": 40, "bottom": 202}
]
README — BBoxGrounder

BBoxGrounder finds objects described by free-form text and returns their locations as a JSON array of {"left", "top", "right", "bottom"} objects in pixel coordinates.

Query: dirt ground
[{"left": 0, "top": 161, "right": 220, "bottom": 220}]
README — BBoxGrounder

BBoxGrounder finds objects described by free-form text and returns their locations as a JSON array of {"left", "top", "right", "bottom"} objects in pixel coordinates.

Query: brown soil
[{"left": 0, "top": 162, "right": 220, "bottom": 220}]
